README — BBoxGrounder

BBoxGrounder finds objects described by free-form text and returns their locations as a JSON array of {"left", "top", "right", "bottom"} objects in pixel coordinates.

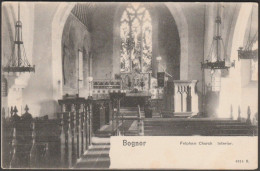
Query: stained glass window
[{"left": 120, "top": 3, "right": 152, "bottom": 73}]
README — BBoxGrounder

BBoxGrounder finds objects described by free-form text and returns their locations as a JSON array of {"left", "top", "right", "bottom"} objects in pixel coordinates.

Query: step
[
  {"left": 92, "top": 137, "right": 111, "bottom": 144},
  {"left": 143, "top": 128, "right": 255, "bottom": 136},
  {"left": 143, "top": 124, "right": 246, "bottom": 128},
  {"left": 74, "top": 139, "right": 111, "bottom": 169},
  {"left": 143, "top": 121, "right": 245, "bottom": 126},
  {"left": 144, "top": 118, "right": 242, "bottom": 121},
  {"left": 120, "top": 107, "right": 140, "bottom": 111}
]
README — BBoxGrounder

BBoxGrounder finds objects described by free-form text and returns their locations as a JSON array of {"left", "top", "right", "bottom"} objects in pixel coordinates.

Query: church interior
[{"left": 1, "top": 2, "right": 258, "bottom": 169}]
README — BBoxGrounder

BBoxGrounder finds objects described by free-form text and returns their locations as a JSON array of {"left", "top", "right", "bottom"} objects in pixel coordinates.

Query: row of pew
[{"left": 2, "top": 103, "right": 93, "bottom": 169}]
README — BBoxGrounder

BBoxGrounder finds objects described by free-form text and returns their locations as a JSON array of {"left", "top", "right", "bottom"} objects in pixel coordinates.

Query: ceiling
[{"left": 71, "top": 2, "right": 97, "bottom": 31}]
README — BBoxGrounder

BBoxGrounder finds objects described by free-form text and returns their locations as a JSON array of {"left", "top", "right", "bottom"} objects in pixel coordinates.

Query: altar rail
[
  {"left": 93, "top": 79, "right": 121, "bottom": 90},
  {"left": 92, "top": 79, "right": 121, "bottom": 99},
  {"left": 92, "top": 79, "right": 163, "bottom": 100},
  {"left": 1, "top": 105, "right": 93, "bottom": 169}
]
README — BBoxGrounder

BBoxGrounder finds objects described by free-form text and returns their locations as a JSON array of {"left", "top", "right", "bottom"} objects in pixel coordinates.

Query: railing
[
  {"left": 117, "top": 105, "right": 144, "bottom": 136},
  {"left": 138, "top": 105, "right": 144, "bottom": 136},
  {"left": 58, "top": 100, "right": 93, "bottom": 168},
  {"left": 92, "top": 79, "right": 122, "bottom": 100},
  {"left": 93, "top": 79, "right": 121, "bottom": 89},
  {"left": 2, "top": 104, "right": 93, "bottom": 169}
]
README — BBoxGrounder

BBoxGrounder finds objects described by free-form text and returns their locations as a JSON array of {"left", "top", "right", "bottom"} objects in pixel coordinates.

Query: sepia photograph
[{"left": 1, "top": 1, "right": 258, "bottom": 169}]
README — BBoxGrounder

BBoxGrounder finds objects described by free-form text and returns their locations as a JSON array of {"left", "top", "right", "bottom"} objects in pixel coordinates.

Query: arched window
[{"left": 120, "top": 3, "right": 152, "bottom": 73}]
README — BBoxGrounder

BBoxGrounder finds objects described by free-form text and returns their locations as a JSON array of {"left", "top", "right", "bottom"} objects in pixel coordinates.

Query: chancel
[{"left": 1, "top": 2, "right": 258, "bottom": 169}]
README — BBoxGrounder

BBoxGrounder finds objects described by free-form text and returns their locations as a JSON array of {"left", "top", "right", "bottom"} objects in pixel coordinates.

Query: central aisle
[{"left": 74, "top": 137, "right": 111, "bottom": 169}]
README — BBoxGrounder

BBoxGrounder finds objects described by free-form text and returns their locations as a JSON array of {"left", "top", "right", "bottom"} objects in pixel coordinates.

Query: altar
[
  {"left": 121, "top": 91, "right": 152, "bottom": 108},
  {"left": 92, "top": 74, "right": 199, "bottom": 117}
]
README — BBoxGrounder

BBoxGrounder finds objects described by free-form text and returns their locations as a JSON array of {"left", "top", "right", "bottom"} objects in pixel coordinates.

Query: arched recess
[
  {"left": 218, "top": 4, "right": 253, "bottom": 118},
  {"left": 113, "top": 3, "right": 188, "bottom": 80},
  {"left": 163, "top": 3, "right": 189, "bottom": 80},
  {"left": 112, "top": 3, "right": 159, "bottom": 78},
  {"left": 51, "top": 2, "right": 76, "bottom": 101},
  {"left": 52, "top": 3, "right": 188, "bottom": 98}
]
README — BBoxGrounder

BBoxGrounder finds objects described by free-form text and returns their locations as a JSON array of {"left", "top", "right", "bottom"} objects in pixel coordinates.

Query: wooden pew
[
  {"left": 2, "top": 102, "right": 93, "bottom": 169},
  {"left": 58, "top": 95, "right": 94, "bottom": 167}
]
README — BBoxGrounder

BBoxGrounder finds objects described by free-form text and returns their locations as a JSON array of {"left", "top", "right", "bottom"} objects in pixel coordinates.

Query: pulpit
[{"left": 162, "top": 80, "right": 199, "bottom": 117}]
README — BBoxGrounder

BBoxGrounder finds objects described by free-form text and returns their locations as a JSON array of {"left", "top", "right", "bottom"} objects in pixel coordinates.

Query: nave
[
  {"left": 2, "top": 103, "right": 257, "bottom": 169},
  {"left": 1, "top": 2, "right": 258, "bottom": 169}
]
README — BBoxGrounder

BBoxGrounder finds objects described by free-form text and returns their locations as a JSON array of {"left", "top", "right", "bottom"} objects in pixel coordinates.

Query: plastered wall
[{"left": 62, "top": 13, "right": 91, "bottom": 97}]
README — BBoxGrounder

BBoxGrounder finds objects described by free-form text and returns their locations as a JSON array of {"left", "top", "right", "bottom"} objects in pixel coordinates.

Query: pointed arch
[
  {"left": 113, "top": 3, "right": 188, "bottom": 79},
  {"left": 120, "top": 3, "right": 152, "bottom": 73},
  {"left": 164, "top": 3, "right": 189, "bottom": 80},
  {"left": 51, "top": 2, "right": 76, "bottom": 100}
]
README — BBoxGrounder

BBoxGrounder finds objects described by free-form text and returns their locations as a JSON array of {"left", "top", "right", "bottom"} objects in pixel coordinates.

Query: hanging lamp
[
  {"left": 3, "top": 3, "right": 35, "bottom": 73},
  {"left": 238, "top": 8, "right": 258, "bottom": 60},
  {"left": 201, "top": 4, "right": 235, "bottom": 71}
]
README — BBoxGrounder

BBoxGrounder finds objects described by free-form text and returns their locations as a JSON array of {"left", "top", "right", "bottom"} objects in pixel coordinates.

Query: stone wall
[
  {"left": 156, "top": 4, "right": 180, "bottom": 80},
  {"left": 91, "top": 3, "right": 117, "bottom": 79},
  {"left": 62, "top": 13, "right": 91, "bottom": 96}
]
